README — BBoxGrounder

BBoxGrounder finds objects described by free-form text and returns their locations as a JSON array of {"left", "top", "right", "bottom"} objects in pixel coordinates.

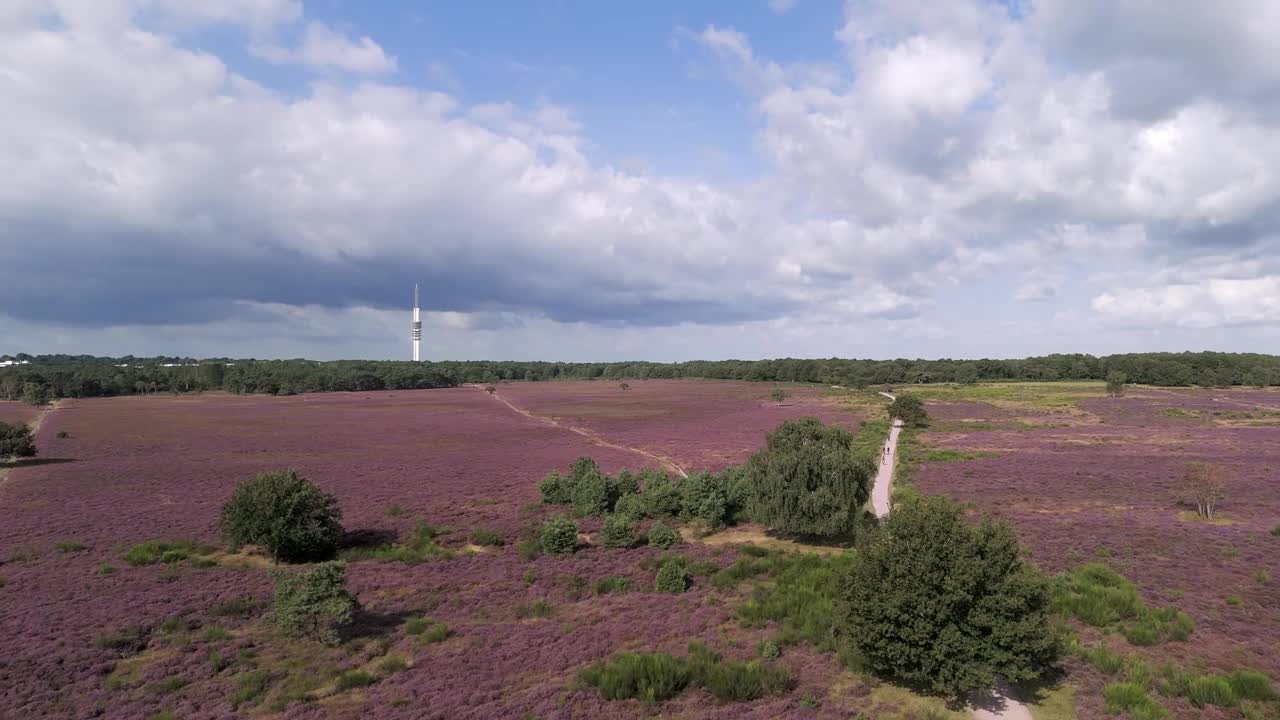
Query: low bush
[
  {"left": 655, "top": 559, "right": 690, "bottom": 594},
  {"left": 335, "top": 670, "right": 377, "bottom": 691},
  {"left": 267, "top": 562, "right": 359, "bottom": 646},
  {"left": 599, "top": 513, "right": 639, "bottom": 548},
  {"left": 1186, "top": 675, "right": 1237, "bottom": 707},
  {"left": 679, "top": 471, "right": 730, "bottom": 529},
  {"left": 614, "top": 493, "right": 646, "bottom": 520},
  {"left": 571, "top": 463, "right": 611, "bottom": 517},
  {"left": 737, "top": 552, "right": 851, "bottom": 651},
  {"left": 1228, "top": 670, "right": 1277, "bottom": 701},
  {"left": 0, "top": 421, "right": 36, "bottom": 458},
  {"left": 1053, "top": 563, "right": 1192, "bottom": 645},
  {"left": 96, "top": 563, "right": 117, "bottom": 575},
  {"left": 540, "top": 515, "right": 578, "bottom": 555},
  {"left": 581, "top": 652, "right": 691, "bottom": 703},
  {"left": 1271, "top": 525, "right": 1280, "bottom": 536},
  {"left": 646, "top": 522, "right": 681, "bottom": 549},
  {"left": 595, "top": 576, "right": 633, "bottom": 595},
  {"left": 641, "top": 473, "right": 682, "bottom": 517},
  {"left": 421, "top": 622, "right": 450, "bottom": 643},
  {"left": 203, "top": 625, "right": 231, "bottom": 642},
  {"left": 687, "top": 642, "right": 793, "bottom": 702},
  {"left": 470, "top": 529, "right": 504, "bottom": 547},
  {"left": 384, "top": 504, "right": 406, "bottom": 517},
  {"left": 56, "top": 430, "right": 69, "bottom": 439},
  {"left": 539, "top": 470, "right": 571, "bottom": 505},
  {"left": 609, "top": 469, "right": 640, "bottom": 500},
  {"left": 759, "top": 640, "right": 780, "bottom": 660},
  {"left": 220, "top": 469, "right": 343, "bottom": 563},
  {"left": 379, "top": 656, "right": 408, "bottom": 674},
  {"left": 340, "top": 522, "right": 452, "bottom": 564}
]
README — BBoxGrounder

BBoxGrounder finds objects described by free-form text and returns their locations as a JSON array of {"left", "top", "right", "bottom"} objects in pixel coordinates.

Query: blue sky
[{"left": 2, "top": 0, "right": 1280, "bottom": 361}]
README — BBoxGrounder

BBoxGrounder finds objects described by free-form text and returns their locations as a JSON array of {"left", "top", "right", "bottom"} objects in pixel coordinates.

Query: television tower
[{"left": 412, "top": 284, "right": 422, "bottom": 362}]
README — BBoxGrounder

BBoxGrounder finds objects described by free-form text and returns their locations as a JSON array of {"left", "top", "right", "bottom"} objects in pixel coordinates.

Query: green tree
[
  {"left": 599, "top": 513, "right": 639, "bottom": 548},
  {"left": 679, "top": 471, "right": 730, "bottom": 529},
  {"left": 835, "top": 496, "right": 1058, "bottom": 698},
  {"left": 743, "top": 418, "right": 873, "bottom": 538},
  {"left": 538, "top": 470, "right": 572, "bottom": 505},
  {"left": 571, "top": 459, "right": 611, "bottom": 517},
  {"left": 20, "top": 382, "right": 50, "bottom": 406},
  {"left": 771, "top": 387, "right": 786, "bottom": 403},
  {"left": 268, "top": 562, "right": 359, "bottom": 645},
  {"left": 886, "top": 394, "right": 928, "bottom": 427},
  {"left": 220, "top": 469, "right": 344, "bottom": 563},
  {"left": 1105, "top": 371, "right": 1127, "bottom": 397},
  {"left": 0, "top": 421, "right": 37, "bottom": 459}
]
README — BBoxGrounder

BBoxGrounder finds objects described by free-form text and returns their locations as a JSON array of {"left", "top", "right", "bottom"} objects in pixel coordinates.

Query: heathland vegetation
[{"left": 5, "top": 350, "right": 1280, "bottom": 402}]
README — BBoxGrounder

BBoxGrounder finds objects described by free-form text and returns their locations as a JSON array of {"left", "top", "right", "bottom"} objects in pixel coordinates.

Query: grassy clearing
[
  {"left": 339, "top": 522, "right": 452, "bottom": 564},
  {"left": 890, "top": 381, "right": 1106, "bottom": 409},
  {"left": 122, "top": 539, "right": 217, "bottom": 566},
  {"left": 1051, "top": 564, "right": 1193, "bottom": 645}
]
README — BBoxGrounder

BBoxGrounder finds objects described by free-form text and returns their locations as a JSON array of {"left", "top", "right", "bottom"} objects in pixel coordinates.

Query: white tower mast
[{"left": 412, "top": 284, "right": 422, "bottom": 362}]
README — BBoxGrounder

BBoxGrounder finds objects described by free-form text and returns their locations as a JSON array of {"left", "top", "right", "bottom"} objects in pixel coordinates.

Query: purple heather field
[{"left": 2, "top": 383, "right": 1278, "bottom": 719}]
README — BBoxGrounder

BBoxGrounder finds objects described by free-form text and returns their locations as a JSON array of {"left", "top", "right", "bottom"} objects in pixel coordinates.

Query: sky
[{"left": 3, "top": 0, "right": 1280, "bottom": 362}]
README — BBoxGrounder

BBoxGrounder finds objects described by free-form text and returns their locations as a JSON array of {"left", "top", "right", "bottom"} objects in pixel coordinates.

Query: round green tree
[
  {"left": 540, "top": 515, "right": 578, "bottom": 555},
  {"left": 834, "top": 496, "right": 1058, "bottom": 698},
  {"left": 220, "top": 469, "right": 344, "bottom": 563},
  {"left": 599, "top": 513, "right": 639, "bottom": 548},
  {"left": 0, "top": 421, "right": 37, "bottom": 459},
  {"left": 743, "top": 417, "right": 872, "bottom": 538},
  {"left": 886, "top": 394, "right": 928, "bottom": 427}
]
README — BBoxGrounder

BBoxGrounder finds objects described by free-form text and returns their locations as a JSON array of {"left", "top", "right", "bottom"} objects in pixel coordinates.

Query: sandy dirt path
[
  {"left": 481, "top": 388, "right": 689, "bottom": 478},
  {"left": 876, "top": 391, "right": 1033, "bottom": 719},
  {"left": 0, "top": 400, "right": 62, "bottom": 493}
]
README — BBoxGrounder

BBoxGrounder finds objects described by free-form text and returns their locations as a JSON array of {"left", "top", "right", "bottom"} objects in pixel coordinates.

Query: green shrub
[
  {"left": 1051, "top": 563, "right": 1142, "bottom": 626},
  {"left": 335, "top": 670, "right": 377, "bottom": 691},
  {"left": 886, "top": 394, "right": 929, "bottom": 427},
  {"left": 404, "top": 617, "right": 429, "bottom": 635},
  {"left": 609, "top": 469, "right": 641, "bottom": 501},
  {"left": 771, "top": 388, "right": 786, "bottom": 403},
  {"left": 837, "top": 496, "right": 1058, "bottom": 698},
  {"left": 220, "top": 469, "right": 343, "bottom": 563},
  {"left": 613, "top": 493, "right": 646, "bottom": 520},
  {"left": 679, "top": 471, "right": 730, "bottom": 529},
  {"left": 739, "top": 544, "right": 770, "bottom": 557},
  {"left": 150, "top": 676, "right": 189, "bottom": 694},
  {"left": 0, "top": 421, "right": 37, "bottom": 458},
  {"left": 655, "top": 559, "right": 690, "bottom": 594},
  {"left": 599, "top": 513, "right": 639, "bottom": 549},
  {"left": 96, "top": 563, "right": 117, "bottom": 575},
  {"left": 340, "top": 522, "right": 451, "bottom": 564},
  {"left": 151, "top": 710, "right": 176, "bottom": 720},
  {"left": 640, "top": 473, "right": 682, "bottom": 517},
  {"left": 540, "top": 515, "right": 578, "bottom": 555},
  {"left": 384, "top": 504, "right": 406, "bottom": 517},
  {"left": 1228, "top": 670, "right": 1277, "bottom": 701},
  {"left": 539, "top": 470, "right": 571, "bottom": 505},
  {"left": 1103, "top": 682, "right": 1165, "bottom": 718},
  {"left": 646, "top": 522, "right": 681, "bottom": 549},
  {"left": 211, "top": 594, "right": 263, "bottom": 618},
  {"left": 571, "top": 462, "right": 611, "bottom": 517},
  {"left": 1074, "top": 642, "right": 1125, "bottom": 675},
  {"left": 1271, "top": 525, "right": 1280, "bottom": 536},
  {"left": 470, "top": 529, "right": 504, "bottom": 547},
  {"left": 581, "top": 652, "right": 691, "bottom": 703},
  {"left": 737, "top": 553, "right": 850, "bottom": 651},
  {"left": 687, "top": 642, "right": 793, "bottom": 702},
  {"left": 56, "top": 540, "right": 85, "bottom": 553},
  {"left": 1123, "top": 607, "right": 1194, "bottom": 645},
  {"left": 267, "top": 562, "right": 359, "bottom": 645},
  {"left": 516, "top": 599, "right": 554, "bottom": 619},
  {"left": 1186, "top": 675, "right": 1237, "bottom": 707},
  {"left": 759, "top": 640, "right": 780, "bottom": 660},
  {"left": 743, "top": 418, "right": 873, "bottom": 538},
  {"left": 594, "top": 576, "right": 633, "bottom": 595},
  {"left": 203, "top": 625, "right": 231, "bottom": 642}
]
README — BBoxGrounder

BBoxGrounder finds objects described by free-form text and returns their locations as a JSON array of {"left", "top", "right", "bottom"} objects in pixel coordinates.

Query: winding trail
[
  {"left": 874, "top": 391, "right": 1032, "bottom": 720},
  {"left": 479, "top": 387, "right": 688, "bottom": 478}
]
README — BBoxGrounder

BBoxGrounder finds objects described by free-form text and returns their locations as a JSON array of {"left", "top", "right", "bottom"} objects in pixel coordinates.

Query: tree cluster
[{"left": 6, "top": 350, "right": 1280, "bottom": 404}]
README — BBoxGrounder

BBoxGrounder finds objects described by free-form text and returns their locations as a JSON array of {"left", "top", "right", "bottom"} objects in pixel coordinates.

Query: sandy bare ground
[
  {"left": 876, "top": 391, "right": 1033, "bottom": 719},
  {"left": 480, "top": 387, "right": 689, "bottom": 478}
]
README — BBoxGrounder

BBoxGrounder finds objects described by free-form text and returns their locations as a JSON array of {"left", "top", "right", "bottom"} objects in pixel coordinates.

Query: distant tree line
[{"left": 3, "top": 351, "right": 1279, "bottom": 403}]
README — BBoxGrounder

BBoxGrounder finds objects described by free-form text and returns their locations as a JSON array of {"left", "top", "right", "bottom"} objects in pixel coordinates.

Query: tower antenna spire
[{"left": 412, "top": 284, "right": 422, "bottom": 362}]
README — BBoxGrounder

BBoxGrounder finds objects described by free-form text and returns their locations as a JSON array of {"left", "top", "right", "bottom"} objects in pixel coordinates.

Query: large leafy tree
[
  {"left": 220, "top": 469, "right": 344, "bottom": 563},
  {"left": 835, "top": 496, "right": 1058, "bottom": 698},
  {"left": 743, "top": 417, "right": 872, "bottom": 537},
  {"left": 886, "top": 394, "right": 928, "bottom": 427}
]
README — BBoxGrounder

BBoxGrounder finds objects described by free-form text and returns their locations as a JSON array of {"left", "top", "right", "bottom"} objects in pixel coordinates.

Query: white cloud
[
  {"left": 767, "top": 0, "right": 797, "bottom": 15},
  {"left": 252, "top": 21, "right": 396, "bottom": 74},
  {"left": 1092, "top": 277, "right": 1280, "bottom": 328}
]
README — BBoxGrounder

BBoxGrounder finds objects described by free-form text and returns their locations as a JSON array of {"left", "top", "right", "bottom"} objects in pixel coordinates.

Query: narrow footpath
[
  {"left": 874, "top": 390, "right": 1031, "bottom": 720},
  {"left": 479, "top": 387, "right": 688, "bottom": 478}
]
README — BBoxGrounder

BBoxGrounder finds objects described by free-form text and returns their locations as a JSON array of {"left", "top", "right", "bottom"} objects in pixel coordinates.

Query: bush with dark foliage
[{"left": 220, "top": 469, "right": 343, "bottom": 563}]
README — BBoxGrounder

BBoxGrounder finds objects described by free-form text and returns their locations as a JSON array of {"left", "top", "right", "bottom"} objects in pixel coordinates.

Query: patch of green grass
[
  {"left": 421, "top": 622, "right": 450, "bottom": 644},
  {"left": 404, "top": 616, "right": 449, "bottom": 644},
  {"left": 210, "top": 594, "right": 262, "bottom": 618},
  {"left": 96, "top": 563, "right": 117, "bottom": 575},
  {"left": 208, "top": 649, "right": 232, "bottom": 672},
  {"left": 339, "top": 522, "right": 452, "bottom": 564},
  {"left": 93, "top": 625, "right": 152, "bottom": 655},
  {"left": 230, "top": 670, "right": 274, "bottom": 709},
  {"left": 470, "top": 529, "right": 504, "bottom": 546},
  {"left": 1103, "top": 682, "right": 1166, "bottom": 718},
  {"left": 56, "top": 540, "right": 86, "bottom": 553},
  {"left": 735, "top": 552, "right": 853, "bottom": 652},
  {"left": 1255, "top": 570, "right": 1271, "bottom": 584},
  {"left": 1228, "top": 670, "right": 1277, "bottom": 701},
  {"left": 335, "top": 670, "right": 378, "bottom": 691},
  {"left": 148, "top": 676, "right": 189, "bottom": 694},
  {"left": 580, "top": 642, "right": 792, "bottom": 704},
  {"left": 917, "top": 449, "right": 998, "bottom": 463},
  {"left": 385, "top": 504, "right": 406, "bottom": 517},
  {"left": 1052, "top": 563, "right": 1192, "bottom": 645},
  {"left": 203, "top": 625, "right": 231, "bottom": 642},
  {"left": 516, "top": 599, "right": 554, "bottom": 619},
  {"left": 851, "top": 419, "right": 891, "bottom": 465},
  {"left": 122, "top": 539, "right": 210, "bottom": 567},
  {"left": 149, "top": 712, "right": 176, "bottom": 720},
  {"left": 1186, "top": 675, "right": 1237, "bottom": 707},
  {"left": 378, "top": 656, "right": 408, "bottom": 674},
  {"left": 594, "top": 576, "right": 632, "bottom": 595},
  {"left": 1226, "top": 594, "right": 1243, "bottom": 606}
]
